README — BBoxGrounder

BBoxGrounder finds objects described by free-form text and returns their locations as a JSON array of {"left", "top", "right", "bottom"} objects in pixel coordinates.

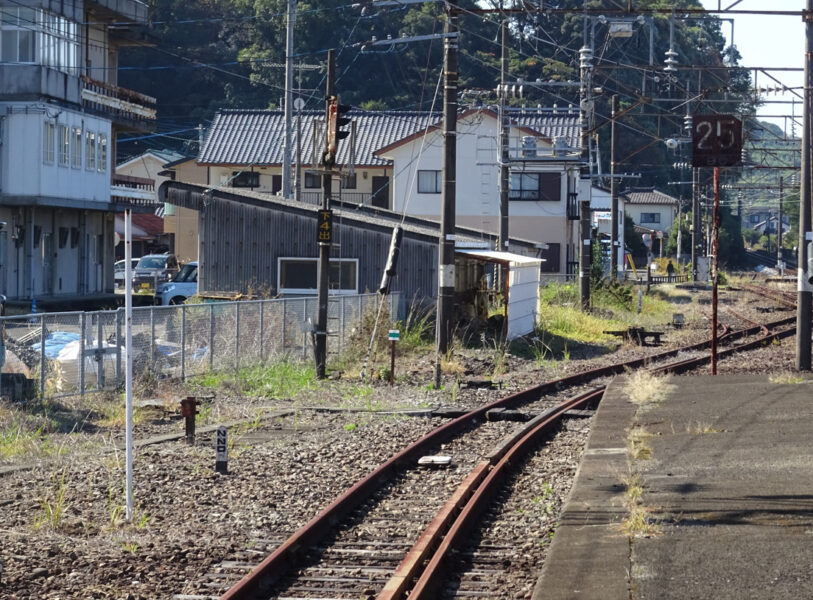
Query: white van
[{"left": 155, "top": 262, "right": 198, "bottom": 305}]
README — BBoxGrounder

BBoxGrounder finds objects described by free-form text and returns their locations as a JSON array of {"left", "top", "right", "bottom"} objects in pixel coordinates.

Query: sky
[{"left": 699, "top": 0, "right": 804, "bottom": 134}]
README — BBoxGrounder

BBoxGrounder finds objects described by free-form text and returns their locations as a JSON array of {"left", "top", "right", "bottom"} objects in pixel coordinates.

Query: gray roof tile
[{"left": 198, "top": 108, "right": 580, "bottom": 167}]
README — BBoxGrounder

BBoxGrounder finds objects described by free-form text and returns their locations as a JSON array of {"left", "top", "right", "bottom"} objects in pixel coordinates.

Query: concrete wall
[{"left": 628, "top": 204, "right": 676, "bottom": 234}]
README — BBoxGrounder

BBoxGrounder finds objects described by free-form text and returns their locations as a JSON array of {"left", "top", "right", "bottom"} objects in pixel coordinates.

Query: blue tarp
[{"left": 31, "top": 332, "right": 81, "bottom": 359}]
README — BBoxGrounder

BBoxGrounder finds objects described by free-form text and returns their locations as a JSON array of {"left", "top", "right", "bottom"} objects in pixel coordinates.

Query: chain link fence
[{"left": 1, "top": 293, "right": 401, "bottom": 400}]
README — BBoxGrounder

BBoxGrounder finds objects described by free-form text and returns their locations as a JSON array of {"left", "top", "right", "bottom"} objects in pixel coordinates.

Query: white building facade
[{"left": 0, "top": 0, "right": 156, "bottom": 303}]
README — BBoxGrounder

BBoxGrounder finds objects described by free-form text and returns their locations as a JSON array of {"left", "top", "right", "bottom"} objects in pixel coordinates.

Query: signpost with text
[{"left": 691, "top": 114, "right": 743, "bottom": 375}]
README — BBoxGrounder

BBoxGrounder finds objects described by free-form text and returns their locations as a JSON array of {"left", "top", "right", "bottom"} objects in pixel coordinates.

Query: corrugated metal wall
[{"left": 167, "top": 185, "right": 437, "bottom": 301}]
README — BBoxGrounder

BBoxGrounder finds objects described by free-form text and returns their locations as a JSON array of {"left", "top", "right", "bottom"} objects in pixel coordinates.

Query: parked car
[
  {"left": 132, "top": 254, "right": 180, "bottom": 291},
  {"left": 114, "top": 258, "right": 139, "bottom": 289},
  {"left": 155, "top": 261, "right": 198, "bottom": 305}
]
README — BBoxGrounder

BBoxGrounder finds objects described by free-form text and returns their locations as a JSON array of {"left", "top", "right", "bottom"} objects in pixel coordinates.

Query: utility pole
[
  {"left": 498, "top": 19, "right": 509, "bottom": 254},
  {"left": 315, "top": 50, "right": 335, "bottom": 379},
  {"left": 282, "top": 0, "right": 296, "bottom": 198},
  {"left": 796, "top": 0, "right": 813, "bottom": 371},
  {"left": 610, "top": 94, "right": 619, "bottom": 279},
  {"left": 435, "top": 5, "right": 458, "bottom": 388},
  {"left": 691, "top": 167, "right": 699, "bottom": 281},
  {"left": 778, "top": 175, "right": 784, "bottom": 271},
  {"left": 579, "top": 200, "right": 591, "bottom": 310}
]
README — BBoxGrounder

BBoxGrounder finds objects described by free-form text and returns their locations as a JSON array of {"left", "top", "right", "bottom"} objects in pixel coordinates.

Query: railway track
[{"left": 174, "top": 292, "right": 798, "bottom": 600}]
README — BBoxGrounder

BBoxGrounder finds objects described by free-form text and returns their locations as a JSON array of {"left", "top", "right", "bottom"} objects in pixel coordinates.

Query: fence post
[
  {"left": 150, "top": 306, "right": 155, "bottom": 372},
  {"left": 209, "top": 304, "right": 215, "bottom": 372},
  {"left": 39, "top": 315, "right": 46, "bottom": 398},
  {"left": 116, "top": 308, "right": 122, "bottom": 388},
  {"left": 340, "top": 296, "right": 345, "bottom": 353},
  {"left": 97, "top": 313, "right": 105, "bottom": 389},
  {"left": 281, "top": 298, "right": 287, "bottom": 354},
  {"left": 181, "top": 304, "right": 187, "bottom": 381},
  {"left": 259, "top": 300, "right": 265, "bottom": 363},
  {"left": 234, "top": 302, "right": 240, "bottom": 372},
  {"left": 79, "top": 312, "right": 85, "bottom": 396}
]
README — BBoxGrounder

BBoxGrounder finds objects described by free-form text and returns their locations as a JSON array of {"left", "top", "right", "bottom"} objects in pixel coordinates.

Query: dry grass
[
  {"left": 618, "top": 471, "right": 661, "bottom": 537},
  {"left": 628, "top": 426, "right": 654, "bottom": 461},
  {"left": 624, "top": 369, "right": 675, "bottom": 406},
  {"left": 769, "top": 372, "right": 806, "bottom": 385},
  {"left": 687, "top": 421, "right": 723, "bottom": 434}
]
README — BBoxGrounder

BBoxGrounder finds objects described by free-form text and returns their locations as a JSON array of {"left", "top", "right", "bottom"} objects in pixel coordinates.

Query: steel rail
[
  {"left": 219, "top": 314, "right": 797, "bottom": 599},
  {"left": 398, "top": 324, "right": 799, "bottom": 599}
]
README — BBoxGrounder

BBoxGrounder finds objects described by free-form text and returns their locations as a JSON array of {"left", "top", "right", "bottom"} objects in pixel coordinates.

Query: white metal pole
[{"left": 124, "top": 209, "right": 134, "bottom": 520}]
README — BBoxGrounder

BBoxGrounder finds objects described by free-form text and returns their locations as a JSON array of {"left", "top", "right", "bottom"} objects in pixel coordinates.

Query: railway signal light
[{"left": 323, "top": 96, "right": 351, "bottom": 168}]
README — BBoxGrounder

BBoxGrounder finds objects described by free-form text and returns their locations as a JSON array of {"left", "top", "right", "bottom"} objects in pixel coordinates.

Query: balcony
[
  {"left": 81, "top": 76, "right": 156, "bottom": 130},
  {"left": 111, "top": 174, "right": 160, "bottom": 208}
]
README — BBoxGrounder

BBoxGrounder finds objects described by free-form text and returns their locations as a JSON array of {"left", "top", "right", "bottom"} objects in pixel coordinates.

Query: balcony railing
[
  {"left": 567, "top": 192, "right": 579, "bottom": 220},
  {"left": 299, "top": 191, "right": 372, "bottom": 206},
  {"left": 81, "top": 76, "right": 157, "bottom": 122},
  {"left": 111, "top": 174, "right": 159, "bottom": 207}
]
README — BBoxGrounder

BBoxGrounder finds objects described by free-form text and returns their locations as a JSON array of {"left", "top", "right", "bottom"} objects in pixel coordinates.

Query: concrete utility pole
[
  {"left": 778, "top": 175, "right": 784, "bottom": 270},
  {"left": 797, "top": 0, "right": 813, "bottom": 371},
  {"left": 610, "top": 94, "right": 619, "bottom": 279},
  {"left": 579, "top": 200, "right": 591, "bottom": 310},
  {"left": 498, "top": 19, "right": 509, "bottom": 253},
  {"left": 691, "top": 167, "right": 700, "bottom": 281},
  {"left": 435, "top": 6, "right": 458, "bottom": 388},
  {"left": 315, "top": 50, "right": 335, "bottom": 379},
  {"left": 282, "top": 0, "right": 296, "bottom": 199}
]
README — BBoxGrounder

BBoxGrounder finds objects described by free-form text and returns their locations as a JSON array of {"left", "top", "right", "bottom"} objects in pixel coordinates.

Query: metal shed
[
  {"left": 159, "top": 182, "right": 540, "bottom": 313},
  {"left": 455, "top": 250, "right": 542, "bottom": 340}
]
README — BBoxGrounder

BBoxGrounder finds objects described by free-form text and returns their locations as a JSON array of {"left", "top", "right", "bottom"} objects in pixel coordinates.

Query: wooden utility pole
[
  {"left": 434, "top": 6, "right": 457, "bottom": 388},
  {"left": 315, "top": 50, "right": 335, "bottom": 379}
]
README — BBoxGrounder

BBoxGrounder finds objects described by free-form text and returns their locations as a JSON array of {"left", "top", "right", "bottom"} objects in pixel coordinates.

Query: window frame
[
  {"left": 70, "top": 126, "right": 82, "bottom": 169},
  {"left": 277, "top": 257, "right": 359, "bottom": 295},
  {"left": 639, "top": 212, "right": 661, "bottom": 224},
  {"left": 509, "top": 171, "right": 561, "bottom": 202},
  {"left": 341, "top": 173, "right": 357, "bottom": 189},
  {"left": 42, "top": 121, "right": 55, "bottom": 164},
  {"left": 57, "top": 123, "right": 69, "bottom": 166},
  {"left": 304, "top": 172, "right": 321, "bottom": 189},
  {"left": 96, "top": 133, "right": 107, "bottom": 172},
  {"left": 230, "top": 171, "right": 259, "bottom": 188},
  {"left": 84, "top": 130, "right": 96, "bottom": 171},
  {"left": 417, "top": 169, "right": 442, "bottom": 194}
]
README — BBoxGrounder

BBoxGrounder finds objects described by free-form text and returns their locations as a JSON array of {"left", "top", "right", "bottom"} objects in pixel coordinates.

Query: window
[
  {"left": 304, "top": 172, "right": 321, "bottom": 188},
  {"left": 96, "top": 134, "right": 107, "bottom": 172},
  {"left": 70, "top": 126, "right": 81, "bottom": 168},
  {"left": 341, "top": 174, "right": 357, "bottom": 189},
  {"left": 42, "top": 121, "right": 55, "bottom": 164},
  {"left": 1, "top": 7, "right": 35, "bottom": 63},
  {"left": 85, "top": 131, "right": 96, "bottom": 170},
  {"left": 57, "top": 124, "right": 68, "bottom": 166},
  {"left": 417, "top": 170, "right": 441, "bottom": 194},
  {"left": 750, "top": 214, "right": 760, "bottom": 223},
  {"left": 278, "top": 258, "right": 358, "bottom": 295},
  {"left": 509, "top": 172, "right": 561, "bottom": 201},
  {"left": 231, "top": 171, "right": 259, "bottom": 188},
  {"left": 640, "top": 212, "right": 661, "bottom": 224}
]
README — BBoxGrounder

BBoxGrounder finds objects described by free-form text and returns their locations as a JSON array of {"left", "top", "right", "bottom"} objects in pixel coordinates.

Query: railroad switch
[{"left": 180, "top": 396, "right": 201, "bottom": 445}]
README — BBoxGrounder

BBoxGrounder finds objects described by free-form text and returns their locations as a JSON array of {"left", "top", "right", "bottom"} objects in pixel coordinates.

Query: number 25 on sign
[{"left": 691, "top": 114, "right": 742, "bottom": 168}]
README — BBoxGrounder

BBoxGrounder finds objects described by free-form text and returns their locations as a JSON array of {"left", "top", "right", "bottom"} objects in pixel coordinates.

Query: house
[
  {"left": 115, "top": 151, "right": 206, "bottom": 263},
  {"left": 195, "top": 107, "right": 582, "bottom": 275},
  {"left": 0, "top": 0, "right": 157, "bottom": 307},
  {"left": 622, "top": 189, "right": 680, "bottom": 236}
]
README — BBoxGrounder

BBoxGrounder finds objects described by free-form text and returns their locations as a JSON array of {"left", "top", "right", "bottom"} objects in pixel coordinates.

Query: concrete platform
[{"left": 534, "top": 374, "right": 813, "bottom": 600}]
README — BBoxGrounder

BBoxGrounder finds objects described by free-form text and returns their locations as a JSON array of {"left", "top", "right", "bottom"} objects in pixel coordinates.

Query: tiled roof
[
  {"left": 198, "top": 110, "right": 440, "bottom": 167},
  {"left": 622, "top": 189, "right": 680, "bottom": 206},
  {"left": 198, "top": 107, "right": 580, "bottom": 167}
]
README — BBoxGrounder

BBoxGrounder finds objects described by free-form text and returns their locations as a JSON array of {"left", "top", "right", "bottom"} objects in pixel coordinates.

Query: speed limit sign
[{"left": 691, "top": 114, "right": 743, "bottom": 168}]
